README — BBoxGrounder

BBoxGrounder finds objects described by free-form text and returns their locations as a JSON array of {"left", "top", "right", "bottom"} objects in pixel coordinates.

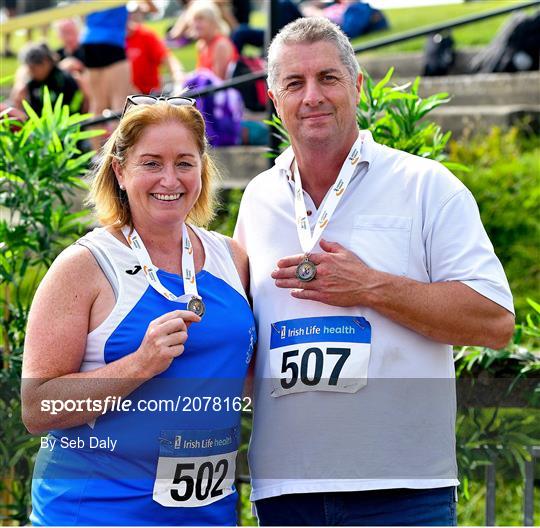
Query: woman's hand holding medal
[{"left": 134, "top": 309, "right": 201, "bottom": 377}]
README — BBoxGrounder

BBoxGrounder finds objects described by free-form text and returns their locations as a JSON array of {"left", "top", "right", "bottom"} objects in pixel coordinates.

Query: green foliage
[
  {"left": 455, "top": 298, "right": 540, "bottom": 381},
  {"left": 449, "top": 127, "right": 540, "bottom": 319},
  {"left": 0, "top": 88, "right": 101, "bottom": 523},
  {"left": 209, "top": 188, "right": 244, "bottom": 237},
  {"left": 455, "top": 299, "right": 539, "bottom": 501},
  {"left": 357, "top": 68, "right": 460, "bottom": 169},
  {"left": 457, "top": 478, "right": 536, "bottom": 526}
]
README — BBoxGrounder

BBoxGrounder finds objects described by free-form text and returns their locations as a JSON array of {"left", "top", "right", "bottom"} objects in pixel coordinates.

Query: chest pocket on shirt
[{"left": 349, "top": 215, "right": 412, "bottom": 276}]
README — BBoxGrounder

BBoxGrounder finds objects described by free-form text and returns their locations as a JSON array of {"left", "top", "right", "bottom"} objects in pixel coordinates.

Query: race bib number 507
[{"left": 270, "top": 316, "right": 371, "bottom": 397}]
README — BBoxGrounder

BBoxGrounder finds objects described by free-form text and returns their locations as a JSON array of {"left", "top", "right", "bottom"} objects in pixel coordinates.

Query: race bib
[
  {"left": 269, "top": 316, "right": 371, "bottom": 397},
  {"left": 153, "top": 427, "right": 239, "bottom": 508}
]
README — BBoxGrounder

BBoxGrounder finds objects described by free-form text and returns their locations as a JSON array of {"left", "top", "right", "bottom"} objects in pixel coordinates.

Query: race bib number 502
[
  {"left": 153, "top": 427, "right": 238, "bottom": 508},
  {"left": 269, "top": 316, "right": 371, "bottom": 397}
]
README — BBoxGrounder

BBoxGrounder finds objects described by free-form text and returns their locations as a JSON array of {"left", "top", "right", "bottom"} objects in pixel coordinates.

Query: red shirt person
[{"left": 126, "top": 7, "right": 184, "bottom": 94}]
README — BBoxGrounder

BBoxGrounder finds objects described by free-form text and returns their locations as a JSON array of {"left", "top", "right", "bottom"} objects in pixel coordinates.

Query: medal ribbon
[
  {"left": 121, "top": 223, "right": 201, "bottom": 303},
  {"left": 293, "top": 133, "right": 363, "bottom": 254}
]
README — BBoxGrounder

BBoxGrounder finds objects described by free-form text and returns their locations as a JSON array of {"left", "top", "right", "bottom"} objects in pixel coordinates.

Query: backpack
[
  {"left": 184, "top": 69, "right": 244, "bottom": 147},
  {"left": 423, "top": 32, "right": 455, "bottom": 76},
  {"left": 469, "top": 12, "right": 540, "bottom": 73},
  {"left": 230, "top": 56, "right": 268, "bottom": 112},
  {"left": 341, "top": 3, "right": 388, "bottom": 39}
]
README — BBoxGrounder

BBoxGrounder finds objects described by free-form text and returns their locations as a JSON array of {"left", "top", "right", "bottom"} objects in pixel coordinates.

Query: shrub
[
  {"left": 0, "top": 89, "right": 102, "bottom": 523},
  {"left": 449, "top": 127, "right": 540, "bottom": 319}
]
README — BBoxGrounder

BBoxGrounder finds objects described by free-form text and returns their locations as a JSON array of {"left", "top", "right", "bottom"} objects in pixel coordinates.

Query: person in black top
[
  {"left": 17, "top": 42, "right": 84, "bottom": 115},
  {"left": 231, "top": 0, "right": 302, "bottom": 54}
]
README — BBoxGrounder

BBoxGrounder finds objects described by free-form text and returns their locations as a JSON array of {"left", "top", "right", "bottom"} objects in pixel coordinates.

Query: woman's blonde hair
[
  {"left": 87, "top": 102, "right": 219, "bottom": 227},
  {"left": 186, "top": 0, "right": 229, "bottom": 36}
]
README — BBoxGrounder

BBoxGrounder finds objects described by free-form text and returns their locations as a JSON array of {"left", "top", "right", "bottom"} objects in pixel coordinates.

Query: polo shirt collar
[{"left": 274, "top": 130, "right": 376, "bottom": 181}]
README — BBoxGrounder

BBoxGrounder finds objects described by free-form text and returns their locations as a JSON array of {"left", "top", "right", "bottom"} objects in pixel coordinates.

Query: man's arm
[{"left": 273, "top": 239, "right": 514, "bottom": 349}]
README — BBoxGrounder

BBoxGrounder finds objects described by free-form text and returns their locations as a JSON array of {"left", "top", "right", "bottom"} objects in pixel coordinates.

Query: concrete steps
[
  {"left": 429, "top": 103, "right": 540, "bottom": 137},
  {"left": 417, "top": 70, "right": 540, "bottom": 106},
  {"left": 418, "top": 71, "right": 540, "bottom": 136},
  {"left": 215, "top": 68, "right": 540, "bottom": 186},
  {"left": 212, "top": 145, "right": 268, "bottom": 189}
]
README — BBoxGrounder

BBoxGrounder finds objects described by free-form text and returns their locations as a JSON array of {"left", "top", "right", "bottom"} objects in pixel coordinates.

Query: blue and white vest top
[{"left": 31, "top": 226, "right": 256, "bottom": 526}]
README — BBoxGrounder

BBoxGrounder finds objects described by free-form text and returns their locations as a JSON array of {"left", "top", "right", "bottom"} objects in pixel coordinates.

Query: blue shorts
[{"left": 255, "top": 486, "right": 457, "bottom": 526}]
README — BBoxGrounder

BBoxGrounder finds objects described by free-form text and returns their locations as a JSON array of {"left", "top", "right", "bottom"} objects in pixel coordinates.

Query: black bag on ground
[{"left": 423, "top": 32, "right": 455, "bottom": 76}]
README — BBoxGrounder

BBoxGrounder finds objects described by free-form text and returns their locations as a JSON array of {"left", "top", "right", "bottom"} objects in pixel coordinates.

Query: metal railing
[{"left": 483, "top": 445, "right": 539, "bottom": 526}]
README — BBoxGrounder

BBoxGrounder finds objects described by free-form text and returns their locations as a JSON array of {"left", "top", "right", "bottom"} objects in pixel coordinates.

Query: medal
[
  {"left": 296, "top": 256, "right": 317, "bottom": 282},
  {"left": 121, "top": 223, "right": 205, "bottom": 317},
  {"left": 187, "top": 296, "right": 205, "bottom": 317},
  {"left": 292, "top": 133, "right": 364, "bottom": 281}
]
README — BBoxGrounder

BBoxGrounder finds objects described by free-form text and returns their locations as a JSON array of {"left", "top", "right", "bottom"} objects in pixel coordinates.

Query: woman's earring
[{"left": 119, "top": 184, "right": 125, "bottom": 190}]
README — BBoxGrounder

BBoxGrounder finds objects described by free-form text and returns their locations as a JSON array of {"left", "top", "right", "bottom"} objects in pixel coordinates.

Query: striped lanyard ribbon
[
  {"left": 293, "top": 133, "right": 363, "bottom": 254},
  {"left": 121, "top": 223, "right": 200, "bottom": 303}
]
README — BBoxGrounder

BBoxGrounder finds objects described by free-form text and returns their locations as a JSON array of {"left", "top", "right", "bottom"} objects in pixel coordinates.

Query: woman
[
  {"left": 22, "top": 96, "right": 256, "bottom": 525},
  {"left": 188, "top": 0, "right": 238, "bottom": 80}
]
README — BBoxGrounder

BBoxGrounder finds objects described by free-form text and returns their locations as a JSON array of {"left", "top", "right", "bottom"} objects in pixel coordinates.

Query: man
[
  {"left": 55, "top": 18, "right": 85, "bottom": 65},
  {"left": 234, "top": 17, "right": 515, "bottom": 526}
]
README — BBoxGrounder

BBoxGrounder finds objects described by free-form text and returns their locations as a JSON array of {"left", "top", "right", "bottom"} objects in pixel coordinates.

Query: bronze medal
[
  {"left": 296, "top": 257, "right": 317, "bottom": 282},
  {"left": 187, "top": 296, "right": 205, "bottom": 317}
]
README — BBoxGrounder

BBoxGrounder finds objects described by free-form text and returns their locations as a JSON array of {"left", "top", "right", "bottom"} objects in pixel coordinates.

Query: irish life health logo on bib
[
  {"left": 269, "top": 316, "right": 371, "bottom": 397},
  {"left": 153, "top": 427, "right": 239, "bottom": 508}
]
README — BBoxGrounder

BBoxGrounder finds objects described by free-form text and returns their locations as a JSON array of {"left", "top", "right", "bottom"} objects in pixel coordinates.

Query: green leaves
[
  {"left": 454, "top": 300, "right": 539, "bottom": 500},
  {"left": 357, "top": 69, "right": 457, "bottom": 165},
  {"left": 0, "top": 86, "right": 102, "bottom": 523},
  {"left": 449, "top": 128, "right": 540, "bottom": 318},
  {"left": 263, "top": 114, "right": 290, "bottom": 159}
]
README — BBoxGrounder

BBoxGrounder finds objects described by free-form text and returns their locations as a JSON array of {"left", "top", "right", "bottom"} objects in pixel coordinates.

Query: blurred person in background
[
  {"left": 126, "top": 2, "right": 185, "bottom": 95},
  {"left": 230, "top": 0, "right": 303, "bottom": 55},
  {"left": 12, "top": 42, "right": 84, "bottom": 115},
  {"left": 55, "top": 18, "right": 85, "bottom": 66},
  {"left": 187, "top": 0, "right": 238, "bottom": 80},
  {"left": 80, "top": 4, "right": 133, "bottom": 124},
  {"left": 54, "top": 18, "right": 90, "bottom": 108},
  {"left": 300, "top": 0, "right": 388, "bottom": 39},
  {"left": 181, "top": 1, "right": 245, "bottom": 147},
  {"left": 167, "top": 0, "right": 247, "bottom": 48}
]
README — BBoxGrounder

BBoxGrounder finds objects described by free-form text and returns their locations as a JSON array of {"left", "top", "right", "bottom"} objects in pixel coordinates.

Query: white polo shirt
[{"left": 234, "top": 131, "right": 513, "bottom": 501}]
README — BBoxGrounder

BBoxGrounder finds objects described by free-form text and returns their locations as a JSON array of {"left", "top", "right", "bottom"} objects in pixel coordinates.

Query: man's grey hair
[
  {"left": 267, "top": 17, "right": 360, "bottom": 92},
  {"left": 19, "top": 42, "right": 57, "bottom": 66}
]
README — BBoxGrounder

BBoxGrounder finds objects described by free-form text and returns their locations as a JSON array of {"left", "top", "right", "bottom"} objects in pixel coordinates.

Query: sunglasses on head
[{"left": 121, "top": 95, "right": 196, "bottom": 118}]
